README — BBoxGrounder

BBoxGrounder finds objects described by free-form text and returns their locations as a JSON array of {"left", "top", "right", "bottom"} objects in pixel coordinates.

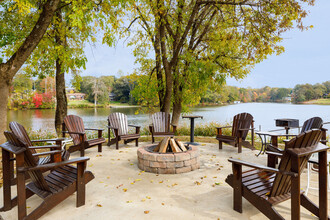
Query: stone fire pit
[{"left": 137, "top": 144, "right": 200, "bottom": 174}]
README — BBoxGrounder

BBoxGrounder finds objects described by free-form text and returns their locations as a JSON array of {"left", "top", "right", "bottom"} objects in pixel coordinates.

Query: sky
[{"left": 81, "top": 0, "right": 330, "bottom": 89}]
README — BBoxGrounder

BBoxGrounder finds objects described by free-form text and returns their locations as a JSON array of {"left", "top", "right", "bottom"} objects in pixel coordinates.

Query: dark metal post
[{"left": 190, "top": 118, "right": 195, "bottom": 143}]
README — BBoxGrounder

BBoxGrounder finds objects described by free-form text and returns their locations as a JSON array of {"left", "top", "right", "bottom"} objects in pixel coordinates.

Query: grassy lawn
[
  {"left": 68, "top": 100, "right": 105, "bottom": 108},
  {"left": 109, "top": 101, "right": 139, "bottom": 107},
  {"left": 304, "top": 98, "right": 330, "bottom": 105}
]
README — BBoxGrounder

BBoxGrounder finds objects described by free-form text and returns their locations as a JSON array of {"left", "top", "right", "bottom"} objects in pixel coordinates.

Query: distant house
[
  {"left": 109, "top": 93, "right": 116, "bottom": 101},
  {"left": 283, "top": 96, "right": 292, "bottom": 102},
  {"left": 67, "top": 93, "right": 86, "bottom": 101},
  {"left": 233, "top": 101, "right": 240, "bottom": 104}
]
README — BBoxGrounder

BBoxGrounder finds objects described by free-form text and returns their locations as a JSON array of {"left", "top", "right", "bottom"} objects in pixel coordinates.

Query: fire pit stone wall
[{"left": 137, "top": 145, "right": 200, "bottom": 174}]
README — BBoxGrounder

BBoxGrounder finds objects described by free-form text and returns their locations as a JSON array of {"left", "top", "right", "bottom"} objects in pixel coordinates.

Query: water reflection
[{"left": 7, "top": 103, "right": 330, "bottom": 132}]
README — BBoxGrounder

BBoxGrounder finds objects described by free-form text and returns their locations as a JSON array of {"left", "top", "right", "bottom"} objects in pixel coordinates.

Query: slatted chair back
[
  {"left": 231, "top": 113, "right": 253, "bottom": 140},
  {"left": 9, "top": 121, "right": 38, "bottom": 162},
  {"left": 63, "top": 115, "right": 87, "bottom": 145},
  {"left": 269, "top": 129, "right": 322, "bottom": 197},
  {"left": 301, "top": 117, "right": 323, "bottom": 133},
  {"left": 4, "top": 131, "right": 51, "bottom": 192},
  {"left": 151, "top": 112, "right": 171, "bottom": 133},
  {"left": 108, "top": 113, "right": 129, "bottom": 137}
]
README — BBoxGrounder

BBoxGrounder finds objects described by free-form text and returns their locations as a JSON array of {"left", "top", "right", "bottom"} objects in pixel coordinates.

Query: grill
[{"left": 275, "top": 118, "right": 299, "bottom": 128}]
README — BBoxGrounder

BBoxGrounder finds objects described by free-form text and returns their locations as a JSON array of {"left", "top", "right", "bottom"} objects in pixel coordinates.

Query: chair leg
[
  {"left": 305, "top": 163, "right": 310, "bottom": 195},
  {"left": 116, "top": 138, "right": 119, "bottom": 150},
  {"left": 98, "top": 144, "right": 102, "bottom": 153},
  {"left": 219, "top": 141, "right": 222, "bottom": 150},
  {"left": 232, "top": 163, "right": 242, "bottom": 213},
  {"left": 76, "top": 162, "right": 86, "bottom": 207},
  {"left": 152, "top": 135, "right": 155, "bottom": 144},
  {"left": 135, "top": 139, "right": 138, "bottom": 147},
  {"left": 107, "top": 127, "right": 111, "bottom": 146}
]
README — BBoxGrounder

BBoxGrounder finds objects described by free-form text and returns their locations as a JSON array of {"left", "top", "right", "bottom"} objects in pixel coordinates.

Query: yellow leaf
[
  {"left": 201, "top": 144, "right": 206, "bottom": 146},
  {"left": 161, "top": 203, "right": 165, "bottom": 205},
  {"left": 146, "top": 196, "right": 151, "bottom": 199},
  {"left": 126, "top": 200, "right": 132, "bottom": 203},
  {"left": 107, "top": 176, "right": 110, "bottom": 179},
  {"left": 150, "top": 180, "right": 154, "bottom": 183},
  {"left": 135, "top": 179, "right": 142, "bottom": 182},
  {"left": 130, "top": 163, "right": 134, "bottom": 166},
  {"left": 159, "top": 181, "right": 163, "bottom": 183},
  {"left": 141, "top": 199, "right": 146, "bottom": 202},
  {"left": 97, "top": 204, "right": 102, "bottom": 207},
  {"left": 195, "top": 181, "right": 201, "bottom": 185},
  {"left": 96, "top": 154, "right": 102, "bottom": 157},
  {"left": 123, "top": 188, "right": 128, "bottom": 192},
  {"left": 144, "top": 210, "right": 150, "bottom": 214}
]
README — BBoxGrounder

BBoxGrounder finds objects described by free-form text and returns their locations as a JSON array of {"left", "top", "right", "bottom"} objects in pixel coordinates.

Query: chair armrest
[
  {"left": 228, "top": 158, "right": 298, "bottom": 177},
  {"left": 128, "top": 125, "right": 141, "bottom": 128},
  {"left": 29, "top": 145, "right": 61, "bottom": 150},
  {"left": 238, "top": 128, "right": 254, "bottom": 131},
  {"left": 266, "top": 144, "right": 284, "bottom": 153},
  {"left": 19, "top": 157, "right": 90, "bottom": 172},
  {"left": 107, "top": 126, "right": 118, "bottom": 130},
  {"left": 32, "top": 150, "right": 63, "bottom": 157},
  {"left": 31, "top": 138, "right": 65, "bottom": 143},
  {"left": 85, "top": 128, "right": 104, "bottom": 131},
  {"left": 65, "top": 131, "right": 85, "bottom": 135},
  {"left": 215, "top": 126, "right": 231, "bottom": 129},
  {"left": 265, "top": 151, "right": 283, "bottom": 157}
]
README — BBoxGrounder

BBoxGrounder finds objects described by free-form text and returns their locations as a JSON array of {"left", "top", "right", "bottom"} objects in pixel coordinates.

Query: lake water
[{"left": 7, "top": 103, "right": 330, "bottom": 133}]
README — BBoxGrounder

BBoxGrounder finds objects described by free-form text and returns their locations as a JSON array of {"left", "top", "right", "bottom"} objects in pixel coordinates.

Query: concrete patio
[{"left": 1, "top": 142, "right": 328, "bottom": 219}]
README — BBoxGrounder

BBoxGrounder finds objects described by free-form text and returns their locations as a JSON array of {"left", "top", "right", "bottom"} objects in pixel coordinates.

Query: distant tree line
[{"left": 8, "top": 72, "right": 330, "bottom": 109}]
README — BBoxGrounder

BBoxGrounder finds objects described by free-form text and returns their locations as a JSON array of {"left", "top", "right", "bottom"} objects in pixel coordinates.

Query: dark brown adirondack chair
[
  {"left": 1, "top": 131, "right": 94, "bottom": 220},
  {"left": 226, "top": 129, "right": 329, "bottom": 220},
  {"left": 267, "top": 117, "right": 327, "bottom": 167},
  {"left": 215, "top": 112, "right": 255, "bottom": 153},
  {"left": 107, "top": 112, "right": 141, "bottom": 149},
  {"left": 149, "top": 112, "right": 177, "bottom": 143},
  {"left": 62, "top": 115, "right": 105, "bottom": 156},
  {"left": 9, "top": 121, "right": 70, "bottom": 164}
]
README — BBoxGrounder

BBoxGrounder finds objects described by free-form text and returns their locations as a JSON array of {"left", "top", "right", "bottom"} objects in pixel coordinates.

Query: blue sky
[{"left": 81, "top": 0, "right": 330, "bottom": 89}]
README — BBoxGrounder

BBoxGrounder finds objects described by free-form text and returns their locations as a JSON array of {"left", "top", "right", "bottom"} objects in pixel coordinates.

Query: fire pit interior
[{"left": 137, "top": 137, "right": 200, "bottom": 174}]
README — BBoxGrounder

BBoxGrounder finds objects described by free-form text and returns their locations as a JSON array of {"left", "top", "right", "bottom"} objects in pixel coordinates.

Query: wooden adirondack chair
[
  {"left": 107, "top": 112, "right": 141, "bottom": 149},
  {"left": 267, "top": 117, "right": 327, "bottom": 167},
  {"left": 149, "top": 112, "right": 177, "bottom": 143},
  {"left": 9, "top": 121, "right": 69, "bottom": 164},
  {"left": 1, "top": 131, "right": 95, "bottom": 220},
  {"left": 215, "top": 112, "right": 255, "bottom": 153},
  {"left": 62, "top": 115, "right": 105, "bottom": 156},
  {"left": 226, "top": 129, "right": 329, "bottom": 220}
]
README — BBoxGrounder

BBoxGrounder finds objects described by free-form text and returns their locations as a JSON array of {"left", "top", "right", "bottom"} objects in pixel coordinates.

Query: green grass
[
  {"left": 304, "top": 98, "right": 330, "bottom": 105},
  {"left": 109, "top": 101, "right": 138, "bottom": 107},
  {"left": 68, "top": 100, "right": 107, "bottom": 108}
]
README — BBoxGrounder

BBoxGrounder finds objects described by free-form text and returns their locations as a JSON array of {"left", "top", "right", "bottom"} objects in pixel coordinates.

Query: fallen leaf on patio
[
  {"left": 100, "top": 181, "right": 104, "bottom": 183},
  {"left": 144, "top": 211, "right": 150, "bottom": 214},
  {"left": 96, "top": 154, "right": 102, "bottom": 157},
  {"left": 146, "top": 196, "right": 151, "bottom": 199},
  {"left": 212, "top": 184, "right": 215, "bottom": 187},
  {"left": 213, "top": 176, "right": 217, "bottom": 178},
  {"left": 195, "top": 181, "right": 201, "bottom": 185},
  {"left": 126, "top": 201, "right": 132, "bottom": 203},
  {"left": 201, "top": 144, "right": 206, "bottom": 146},
  {"left": 123, "top": 188, "right": 128, "bottom": 192},
  {"left": 161, "top": 203, "right": 165, "bottom": 205},
  {"left": 150, "top": 180, "right": 154, "bottom": 183},
  {"left": 111, "top": 159, "right": 115, "bottom": 161},
  {"left": 97, "top": 204, "right": 102, "bottom": 207},
  {"left": 107, "top": 176, "right": 110, "bottom": 179},
  {"left": 130, "top": 163, "right": 134, "bottom": 166},
  {"left": 135, "top": 179, "right": 142, "bottom": 182},
  {"left": 141, "top": 199, "right": 146, "bottom": 202},
  {"left": 159, "top": 181, "right": 163, "bottom": 183},
  {"left": 217, "top": 168, "right": 221, "bottom": 171},
  {"left": 119, "top": 151, "right": 123, "bottom": 153},
  {"left": 172, "top": 183, "right": 178, "bottom": 187},
  {"left": 117, "top": 159, "right": 120, "bottom": 160},
  {"left": 130, "top": 182, "right": 135, "bottom": 185},
  {"left": 88, "top": 164, "right": 93, "bottom": 167},
  {"left": 116, "top": 184, "right": 123, "bottom": 188},
  {"left": 27, "top": 206, "right": 31, "bottom": 209},
  {"left": 215, "top": 182, "right": 220, "bottom": 185}
]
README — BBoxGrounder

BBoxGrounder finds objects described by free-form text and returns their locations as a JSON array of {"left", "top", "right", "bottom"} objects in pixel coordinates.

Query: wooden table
[
  {"left": 255, "top": 131, "right": 280, "bottom": 156},
  {"left": 182, "top": 115, "right": 203, "bottom": 145}
]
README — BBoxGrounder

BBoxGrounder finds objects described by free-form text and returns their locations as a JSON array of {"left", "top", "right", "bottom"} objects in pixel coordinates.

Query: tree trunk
[
  {"left": 0, "top": 80, "right": 10, "bottom": 143},
  {"left": 55, "top": 60, "right": 67, "bottom": 134},
  {"left": 172, "top": 77, "right": 183, "bottom": 125},
  {"left": 154, "top": 26, "right": 165, "bottom": 110},
  {"left": 0, "top": 0, "right": 60, "bottom": 142},
  {"left": 54, "top": 10, "right": 67, "bottom": 134}
]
